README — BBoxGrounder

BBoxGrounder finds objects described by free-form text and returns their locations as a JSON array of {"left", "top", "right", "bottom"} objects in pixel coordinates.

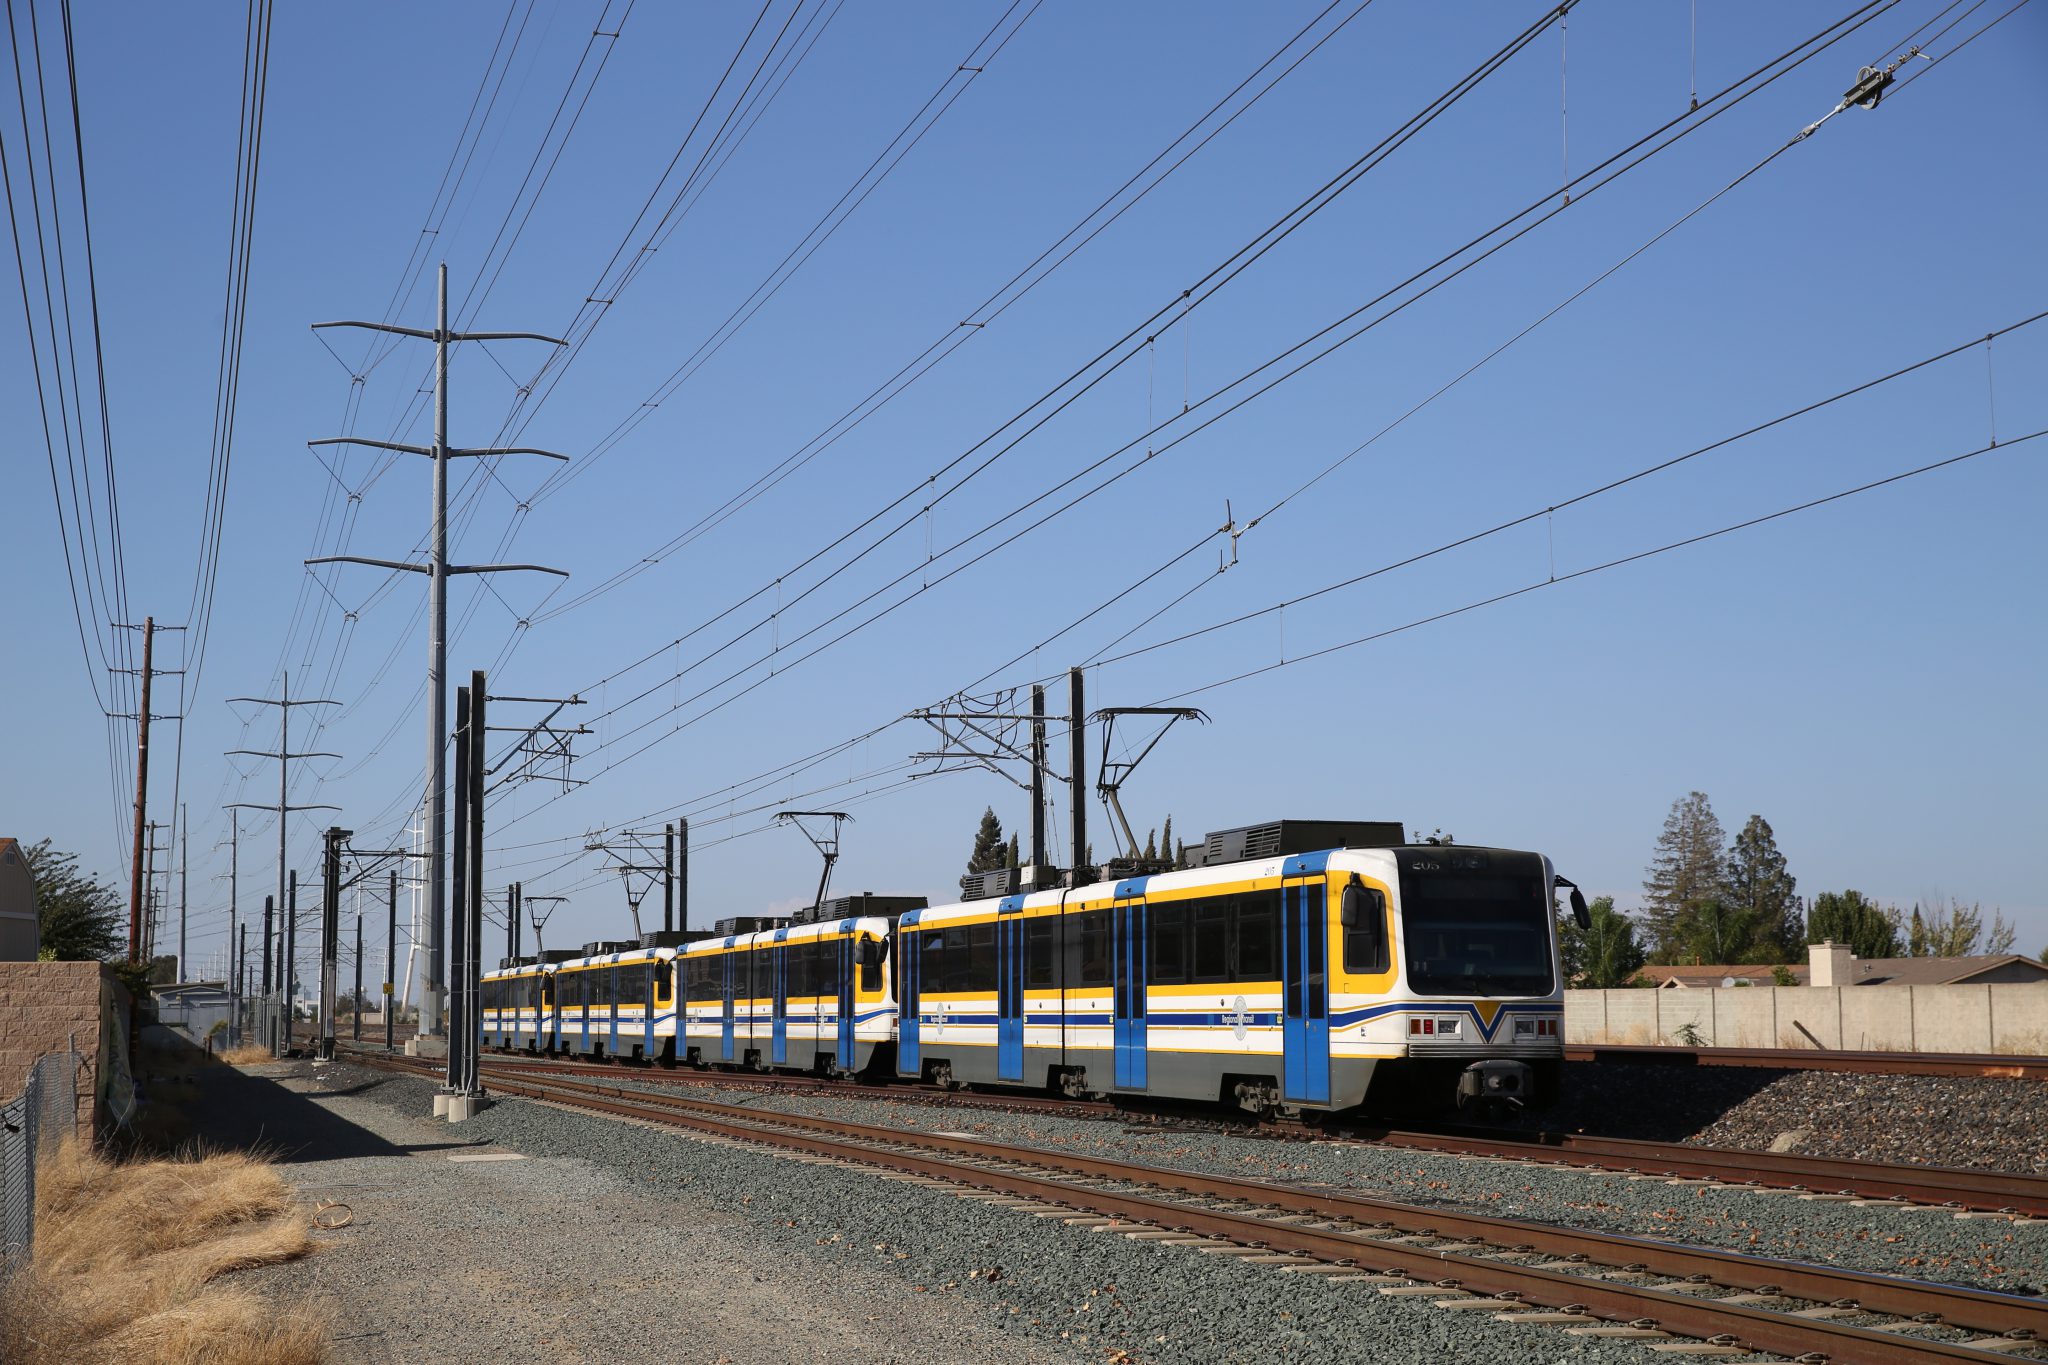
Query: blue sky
[{"left": 5, "top": 0, "right": 2044, "bottom": 985}]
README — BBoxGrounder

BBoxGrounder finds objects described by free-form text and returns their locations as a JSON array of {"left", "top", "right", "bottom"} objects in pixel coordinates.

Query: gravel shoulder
[
  {"left": 185, "top": 1060, "right": 1086, "bottom": 1365},
  {"left": 290, "top": 1059, "right": 1675, "bottom": 1365}
]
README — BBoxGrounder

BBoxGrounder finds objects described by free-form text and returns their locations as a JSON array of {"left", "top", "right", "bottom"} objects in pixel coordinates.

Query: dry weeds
[
  {"left": 1, "top": 1141, "right": 328, "bottom": 1364},
  {"left": 217, "top": 1043, "right": 282, "bottom": 1067}
]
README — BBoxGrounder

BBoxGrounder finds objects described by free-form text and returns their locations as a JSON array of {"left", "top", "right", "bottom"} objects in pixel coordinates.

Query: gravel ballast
[
  {"left": 542, "top": 1066, "right": 2048, "bottom": 1297},
  {"left": 314, "top": 1060, "right": 1697, "bottom": 1365}
]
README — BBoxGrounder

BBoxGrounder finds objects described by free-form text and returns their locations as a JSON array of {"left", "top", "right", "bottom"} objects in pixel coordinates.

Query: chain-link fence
[{"left": 1, "top": 1050, "right": 82, "bottom": 1271}]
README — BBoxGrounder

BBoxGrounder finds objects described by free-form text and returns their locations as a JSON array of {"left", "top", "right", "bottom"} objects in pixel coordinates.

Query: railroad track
[
  {"left": 1566, "top": 1044, "right": 2048, "bottom": 1083},
  {"left": 1342, "top": 1122, "right": 2048, "bottom": 1219},
  {"left": 354, "top": 1051, "right": 2047, "bottom": 1363},
  {"left": 342, "top": 1042, "right": 2048, "bottom": 1218}
]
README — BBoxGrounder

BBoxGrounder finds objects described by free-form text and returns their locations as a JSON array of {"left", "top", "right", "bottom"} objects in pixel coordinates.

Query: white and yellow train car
[
  {"left": 678, "top": 916, "right": 894, "bottom": 1076},
  {"left": 480, "top": 960, "right": 555, "bottom": 1052},
  {"left": 547, "top": 945, "right": 679, "bottom": 1062},
  {"left": 896, "top": 834, "right": 1571, "bottom": 1115}
]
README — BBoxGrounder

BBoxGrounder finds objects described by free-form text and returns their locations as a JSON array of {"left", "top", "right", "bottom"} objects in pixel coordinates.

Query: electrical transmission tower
[
  {"left": 304, "top": 263, "right": 568, "bottom": 1037},
  {"left": 225, "top": 669, "right": 340, "bottom": 994}
]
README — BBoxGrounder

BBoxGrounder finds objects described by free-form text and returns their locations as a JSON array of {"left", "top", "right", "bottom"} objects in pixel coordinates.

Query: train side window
[
  {"left": 820, "top": 939, "right": 840, "bottom": 996},
  {"left": 941, "top": 927, "right": 969, "bottom": 993},
  {"left": 966, "top": 922, "right": 997, "bottom": 993},
  {"left": 1342, "top": 884, "right": 1390, "bottom": 975},
  {"left": 1233, "top": 891, "right": 1279, "bottom": 980},
  {"left": 1192, "top": 899, "right": 1230, "bottom": 982},
  {"left": 1023, "top": 917, "right": 1056, "bottom": 989},
  {"left": 1071, "top": 909, "right": 1110, "bottom": 986},
  {"left": 1150, "top": 902, "right": 1187, "bottom": 984},
  {"left": 860, "top": 938, "right": 883, "bottom": 993}
]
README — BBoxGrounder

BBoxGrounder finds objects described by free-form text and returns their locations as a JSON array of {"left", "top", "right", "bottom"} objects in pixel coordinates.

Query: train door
[
  {"left": 540, "top": 973, "right": 554, "bottom": 1052},
  {"left": 996, "top": 903, "right": 1025, "bottom": 1083},
  {"left": 771, "top": 944, "right": 790, "bottom": 1065},
  {"left": 1112, "top": 896, "right": 1148, "bottom": 1089},
  {"left": 898, "top": 919, "right": 922, "bottom": 1076},
  {"left": 644, "top": 961, "right": 658, "bottom": 1057},
  {"left": 606, "top": 966, "right": 620, "bottom": 1055},
  {"left": 835, "top": 935, "right": 857, "bottom": 1071},
  {"left": 1281, "top": 876, "right": 1331, "bottom": 1105},
  {"left": 720, "top": 954, "right": 737, "bottom": 1062}
]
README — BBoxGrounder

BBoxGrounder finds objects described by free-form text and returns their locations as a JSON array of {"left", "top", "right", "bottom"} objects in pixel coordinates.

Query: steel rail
[
  {"left": 1566, "top": 1043, "right": 2048, "bottom": 1082},
  {"left": 1353, "top": 1124, "right": 2048, "bottom": 1217},
  {"left": 362, "top": 1053, "right": 2048, "bottom": 1360}
]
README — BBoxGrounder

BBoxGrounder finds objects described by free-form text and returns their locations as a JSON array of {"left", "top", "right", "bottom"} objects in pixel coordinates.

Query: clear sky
[{"left": 5, "top": 0, "right": 2044, "bottom": 988}]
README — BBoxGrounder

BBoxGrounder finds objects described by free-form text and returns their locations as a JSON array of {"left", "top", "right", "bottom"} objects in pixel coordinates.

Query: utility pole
[
  {"left": 677, "top": 817, "right": 689, "bottom": 932},
  {"left": 126, "top": 617, "right": 154, "bottom": 960},
  {"left": 226, "top": 669, "right": 340, "bottom": 998},
  {"left": 1030, "top": 684, "right": 1047, "bottom": 873},
  {"left": 307, "top": 265, "right": 568, "bottom": 1038},
  {"left": 1070, "top": 668, "right": 1088, "bottom": 884},
  {"left": 318, "top": 828, "right": 352, "bottom": 1060},
  {"left": 283, "top": 869, "right": 298, "bottom": 1053},
  {"left": 449, "top": 683, "right": 470, "bottom": 1087},
  {"left": 235, "top": 922, "right": 247, "bottom": 1045},
  {"left": 113, "top": 619, "right": 185, "bottom": 959},
  {"left": 353, "top": 909, "right": 363, "bottom": 1042},
  {"left": 261, "top": 894, "right": 274, "bottom": 995},
  {"left": 179, "top": 805, "right": 189, "bottom": 981},
  {"left": 663, "top": 824, "right": 675, "bottom": 934},
  {"left": 507, "top": 882, "right": 521, "bottom": 961},
  {"left": 385, "top": 868, "right": 397, "bottom": 1052}
]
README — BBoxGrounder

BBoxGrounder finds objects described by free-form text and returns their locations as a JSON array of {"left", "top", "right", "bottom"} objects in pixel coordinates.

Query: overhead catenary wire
[{"left": 520, "top": 0, "right": 1901, "bottom": 797}]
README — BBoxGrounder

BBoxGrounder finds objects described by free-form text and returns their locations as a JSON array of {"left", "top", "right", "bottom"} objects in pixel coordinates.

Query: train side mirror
[{"left": 1555, "top": 875, "right": 1591, "bottom": 931}]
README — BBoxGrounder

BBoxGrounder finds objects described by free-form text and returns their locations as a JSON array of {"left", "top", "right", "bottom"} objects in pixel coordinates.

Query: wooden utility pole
[{"left": 127, "top": 617, "right": 153, "bottom": 959}]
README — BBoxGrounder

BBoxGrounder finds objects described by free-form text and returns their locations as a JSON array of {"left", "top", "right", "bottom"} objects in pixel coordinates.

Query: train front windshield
[{"left": 1398, "top": 851, "right": 1554, "bottom": 997}]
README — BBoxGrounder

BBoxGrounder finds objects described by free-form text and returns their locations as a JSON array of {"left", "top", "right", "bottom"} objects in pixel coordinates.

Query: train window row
[
  {"left": 680, "top": 939, "right": 885, "bottom": 1004},
  {"left": 556, "top": 963, "right": 662, "bottom": 1010},
  {"left": 481, "top": 976, "right": 544, "bottom": 1012}
]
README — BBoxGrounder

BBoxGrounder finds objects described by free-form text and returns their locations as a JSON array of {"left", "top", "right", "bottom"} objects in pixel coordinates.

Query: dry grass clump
[
  {"left": 217, "top": 1043, "right": 283, "bottom": 1066},
  {"left": 1, "top": 1141, "right": 328, "bottom": 1364}
]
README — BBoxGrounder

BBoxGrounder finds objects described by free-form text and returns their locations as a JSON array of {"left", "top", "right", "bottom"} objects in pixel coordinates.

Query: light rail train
[{"left": 480, "top": 819, "right": 1588, "bottom": 1116}]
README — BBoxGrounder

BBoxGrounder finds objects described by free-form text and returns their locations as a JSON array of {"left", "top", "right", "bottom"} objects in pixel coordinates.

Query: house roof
[
  {"left": 1841, "top": 954, "right": 2048, "bottom": 986},
  {"left": 1637, "top": 955, "right": 2048, "bottom": 989},
  {"left": 1640, "top": 964, "right": 1806, "bottom": 988}
]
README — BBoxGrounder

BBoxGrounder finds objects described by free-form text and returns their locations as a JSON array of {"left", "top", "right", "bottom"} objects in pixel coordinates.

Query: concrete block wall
[
  {"left": 0, "top": 960, "right": 113, "bottom": 1138},
  {"left": 1564, "top": 982, "right": 2048, "bottom": 1055}
]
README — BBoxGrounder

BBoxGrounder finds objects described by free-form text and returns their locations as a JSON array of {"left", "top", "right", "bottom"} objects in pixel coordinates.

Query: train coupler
[{"left": 1455, "top": 1058, "right": 1532, "bottom": 1116}]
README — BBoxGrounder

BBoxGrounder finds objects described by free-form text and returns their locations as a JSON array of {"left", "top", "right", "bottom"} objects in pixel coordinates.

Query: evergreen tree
[
  {"left": 1143, "top": 829, "right": 1157, "bottom": 861},
  {"left": 1174, "top": 838, "right": 1187, "bottom": 869},
  {"left": 1005, "top": 832, "right": 1020, "bottom": 869},
  {"left": 1641, "top": 792, "right": 1729, "bottom": 959},
  {"left": 1726, "top": 815, "right": 1799, "bottom": 960},
  {"left": 21, "top": 839, "right": 124, "bottom": 961},
  {"left": 1804, "top": 890, "right": 1901, "bottom": 958},
  {"left": 1159, "top": 815, "right": 1174, "bottom": 864},
  {"left": 966, "top": 807, "right": 1007, "bottom": 874},
  {"left": 1907, "top": 898, "right": 2016, "bottom": 957},
  {"left": 1558, "top": 896, "right": 1646, "bottom": 988}
]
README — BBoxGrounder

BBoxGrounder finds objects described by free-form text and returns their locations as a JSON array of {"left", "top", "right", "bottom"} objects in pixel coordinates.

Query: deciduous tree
[
  {"left": 1805, "top": 890, "right": 1901, "bottom": 959},
  {"left": 1642, "top": 792, "right": 1728, "bottom": 958},
  {"left": 1559, "top": 896, "right": 1646, "bottom": 988}
]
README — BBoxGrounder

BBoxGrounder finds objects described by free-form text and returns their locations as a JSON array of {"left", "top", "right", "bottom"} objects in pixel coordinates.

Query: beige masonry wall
[
  {"left": 0, "top": 959, "right": 117, "bottom": 1137},
  {"left": 1565, "top": 983, "right": 2048, "bottom": 1055}
]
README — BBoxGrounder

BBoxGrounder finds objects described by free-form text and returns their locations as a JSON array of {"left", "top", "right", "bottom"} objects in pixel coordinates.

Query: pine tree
[
  {"left": 1641, "top": 792, "right": 1729, "bottom": 959},
  {"left": 966, "top": 807, "right": 1007, "bottom": 874},
  {"left": 1143, "top": 829, "right": 1157, "bottom": 861},
  {"left": 1174, "top": 838, "right": 1187, "bottom": 869},
  {"left": 1006, "top": 832, "right": 1020, "bottom": 869},
  {"left": 1726, "top": 815, "right": 1799, "bottom": 960},
  {"left": 1159, "top": 815, "right": 1174, "bottom": 864}
]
